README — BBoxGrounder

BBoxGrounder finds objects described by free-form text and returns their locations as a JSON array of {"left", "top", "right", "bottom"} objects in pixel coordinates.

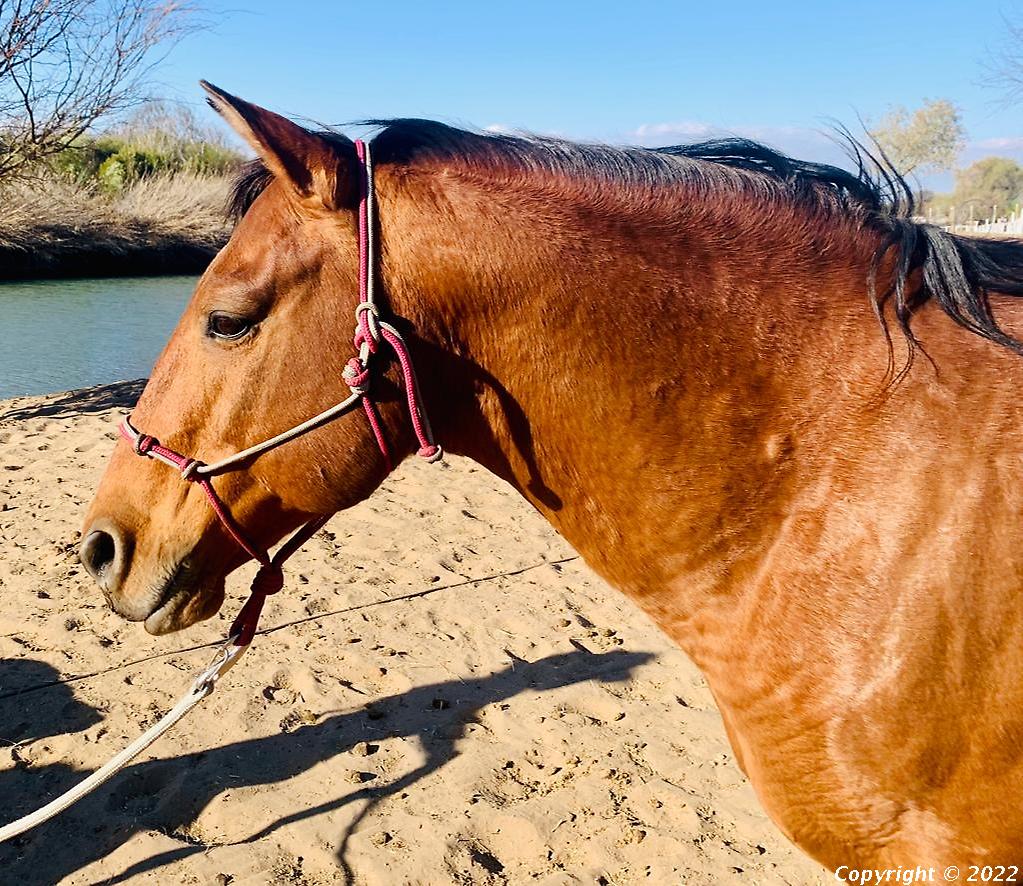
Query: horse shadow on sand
[
  {"left": 0, "top": 648, "right": 653, "bottom": 884},
  {"left": 0, "top": 379, "right": 145, "bottom": 423}
]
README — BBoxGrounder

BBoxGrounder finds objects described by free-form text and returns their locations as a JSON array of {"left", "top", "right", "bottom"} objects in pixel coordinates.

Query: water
[{"left": 0, "top": 276, "right": 196, "bottom": 400}]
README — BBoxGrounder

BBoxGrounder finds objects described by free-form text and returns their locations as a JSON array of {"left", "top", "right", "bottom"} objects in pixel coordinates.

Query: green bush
[
  {"left": 96, "top": 155, "right": 127, "bottom": 191},
  {"left": 49, "top": 137, "right": 124, "bottom": 182},
  {"left": 90, "top": 146, "right": 168, "bottom": 192},
  {"left": 48, "top": 127, "right": 243, "bottom": 192},
  {"left": 177, "top": 141, "right": 241, "bottom": 176}
]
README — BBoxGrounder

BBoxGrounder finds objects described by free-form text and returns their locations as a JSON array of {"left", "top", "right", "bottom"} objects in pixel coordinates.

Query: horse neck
[{"left": 378, "top": 163, "right": 886, "bottom": 623}]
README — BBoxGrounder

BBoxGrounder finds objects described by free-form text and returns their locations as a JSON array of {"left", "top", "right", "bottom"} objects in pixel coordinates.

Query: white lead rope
[
  {"left": 194, "top": 391, "right": 363, "bottom": 475},
  {"left": 0, "top": 638, "right": 248, "bottom": 843},
  {"left": 119, "top": 392, "right": 364, "bottom": 479}
]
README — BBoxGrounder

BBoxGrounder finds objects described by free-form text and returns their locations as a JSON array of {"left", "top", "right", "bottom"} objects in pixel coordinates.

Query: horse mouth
[
  {"left": 144, "top": 584, "right": 192, "bottom": 634},
  {"left": 141, "top": 559, "right": 224, "bottom": 635}
]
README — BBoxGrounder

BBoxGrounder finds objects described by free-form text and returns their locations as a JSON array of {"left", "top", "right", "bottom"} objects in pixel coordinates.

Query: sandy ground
[{"left": 0, "top": 381, "right": 825, "bottom": 885}]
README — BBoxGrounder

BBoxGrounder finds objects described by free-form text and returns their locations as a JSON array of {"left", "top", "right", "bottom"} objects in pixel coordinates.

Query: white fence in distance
[{"left": 935, "top": 206, "right": 1023, "bottom": 236}]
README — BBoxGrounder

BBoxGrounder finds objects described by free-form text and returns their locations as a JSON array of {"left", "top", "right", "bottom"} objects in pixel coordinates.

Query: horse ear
[{"left": 200, "top": 80, "right": 355, "bottom": 210}]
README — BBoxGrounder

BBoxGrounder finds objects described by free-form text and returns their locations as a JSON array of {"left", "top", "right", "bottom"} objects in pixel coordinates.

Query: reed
[{"left": 0, "top": 172, "right": 233, "bottom": 279}]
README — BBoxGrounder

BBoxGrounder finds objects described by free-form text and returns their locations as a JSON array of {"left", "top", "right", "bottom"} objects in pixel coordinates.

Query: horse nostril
[
  {"left": 80, "top": 526, "right": 128, "bottom": 593},
  {"left": 82, "top": 530, "right": 115, "bottom": 574}
]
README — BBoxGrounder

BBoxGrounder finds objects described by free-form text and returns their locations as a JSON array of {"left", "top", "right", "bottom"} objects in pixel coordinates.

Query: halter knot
[
  {"left": 179, "top": 459, "right": 202, "bottom": 480},
  {"left": 250, "top": 564, "right": 285, "bottom": 597},
  {"left": 135, "top": 434, "right": 156, "bottom": 456},
  {"left": 342, "top": 357, "right": 370, "bottom": 394},
  {"left": 418, "top": 444, "right": 443, "bottom": 463},
  {"left": 353, "top": 326, "right": 379, "bottom": 355}
]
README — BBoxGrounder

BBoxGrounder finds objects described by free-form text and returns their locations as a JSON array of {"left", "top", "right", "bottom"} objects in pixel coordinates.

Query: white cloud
[
  {"left": 626, "top": 120, "right": 852, "bottom": 168},
  {"left": 971, "top": 136, "right": 1023, "bottom": 152},
  {"left": 630, "top": 121, "right": 718, "bottom": 140},
  {"left": 484, "top": 122, "right": 571, "bottom": 139},
  {"left": 628, "top": 120, "right": 835, "bottom": 148}
]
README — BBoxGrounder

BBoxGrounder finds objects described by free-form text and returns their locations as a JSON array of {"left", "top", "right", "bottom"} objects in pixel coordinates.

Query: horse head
[{"left": 80, "top": 84, "right": 435, "bottom": 634}]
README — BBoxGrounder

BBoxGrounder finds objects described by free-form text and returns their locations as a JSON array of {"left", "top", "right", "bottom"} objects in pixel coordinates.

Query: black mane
[
  {"left": 227, "top": 159, "right": 274, "bottom": 221},
  {"left": 229, "top": 122, "right": 896, "bottom": 220},
  {"left": 229, "top": 119, "right": 1023, "bottom": 365},
  {"left": 369, "top": 119, "right": 897, "bottom": 213}
]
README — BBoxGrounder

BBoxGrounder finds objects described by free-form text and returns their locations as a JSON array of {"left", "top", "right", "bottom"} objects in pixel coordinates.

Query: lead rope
[
  {"left": 0, "top": 636, "right": 243, "bottom": 844},
  {"left": 0, "top": 137, "right": 441, "bottom": 843}
]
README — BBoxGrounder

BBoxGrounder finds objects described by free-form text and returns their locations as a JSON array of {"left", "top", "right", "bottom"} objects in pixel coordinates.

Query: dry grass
[
  {"left": 0, "top": 172, "right": 232, "bottom": 276},
  {"left": 113, "top": 173, "right": 232, "bottom": 242}
]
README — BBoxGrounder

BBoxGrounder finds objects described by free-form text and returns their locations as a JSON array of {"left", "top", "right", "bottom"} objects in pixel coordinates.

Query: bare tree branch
[{"left": 0, "top": 0, "right": 201, "bottom": 180}]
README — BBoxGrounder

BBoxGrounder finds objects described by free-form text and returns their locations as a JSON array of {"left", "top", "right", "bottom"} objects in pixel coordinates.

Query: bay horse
[{"left": 81, "top": 82, "right": 1023, "bottom": 871}]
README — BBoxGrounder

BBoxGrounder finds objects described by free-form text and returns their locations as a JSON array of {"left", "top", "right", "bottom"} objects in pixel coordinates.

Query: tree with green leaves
[
  {"left": 952, "top": 157, "right": 1023, "bottom": 216},
  {"left": 869, "top": 99, "right": 966, "bottom": 178}
]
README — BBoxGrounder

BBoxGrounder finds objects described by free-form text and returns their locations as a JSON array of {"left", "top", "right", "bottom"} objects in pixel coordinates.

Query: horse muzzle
[{"left": 80, "top": 519, "right": 223, "bottom": 633}]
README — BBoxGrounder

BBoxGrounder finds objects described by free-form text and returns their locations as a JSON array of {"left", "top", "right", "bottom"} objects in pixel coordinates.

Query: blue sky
[{"left": 155, "top": 0, "right": 1023, "bottom": 190}]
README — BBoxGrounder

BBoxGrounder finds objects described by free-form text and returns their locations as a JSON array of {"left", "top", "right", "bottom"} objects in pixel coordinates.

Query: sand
[{"left": 0, "top": 380, "right": 825, "bottom": 885}]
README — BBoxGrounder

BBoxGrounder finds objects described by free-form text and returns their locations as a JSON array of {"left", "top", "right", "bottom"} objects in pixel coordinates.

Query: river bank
[
  {"left": 0, "top": 173, "right": 230, "bottom": 280},
  {"left": 0, "top": 236, "right": 219, "bottom": 280}
]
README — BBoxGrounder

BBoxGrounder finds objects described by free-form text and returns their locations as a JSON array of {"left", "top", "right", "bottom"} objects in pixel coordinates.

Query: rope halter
[{"left": 119, "top": 138, "right": 442, "bottom": 647}]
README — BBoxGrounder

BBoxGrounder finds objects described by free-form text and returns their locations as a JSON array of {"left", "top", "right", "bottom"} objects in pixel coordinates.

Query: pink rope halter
[{"left": 119, "top": 139, "right": 441, "bottom": 646}]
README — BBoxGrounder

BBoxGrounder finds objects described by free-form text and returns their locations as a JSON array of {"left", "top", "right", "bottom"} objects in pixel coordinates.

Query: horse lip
[
  {"left": 143, "top": 588, "right": 191, "bottom": 634},
  {"left": 141, "top": 559, "right": 200, "bottom": 632}
]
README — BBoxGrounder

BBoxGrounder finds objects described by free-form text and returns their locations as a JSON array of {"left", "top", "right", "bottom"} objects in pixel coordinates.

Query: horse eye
[{"left": 207, "top": 312, "right": 253, "bottom": 341}]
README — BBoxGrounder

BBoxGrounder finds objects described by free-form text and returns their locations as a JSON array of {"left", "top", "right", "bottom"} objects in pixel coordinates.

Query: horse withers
[{"left": 82, "top": 82, "right": 1023, "bottom": 869}]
